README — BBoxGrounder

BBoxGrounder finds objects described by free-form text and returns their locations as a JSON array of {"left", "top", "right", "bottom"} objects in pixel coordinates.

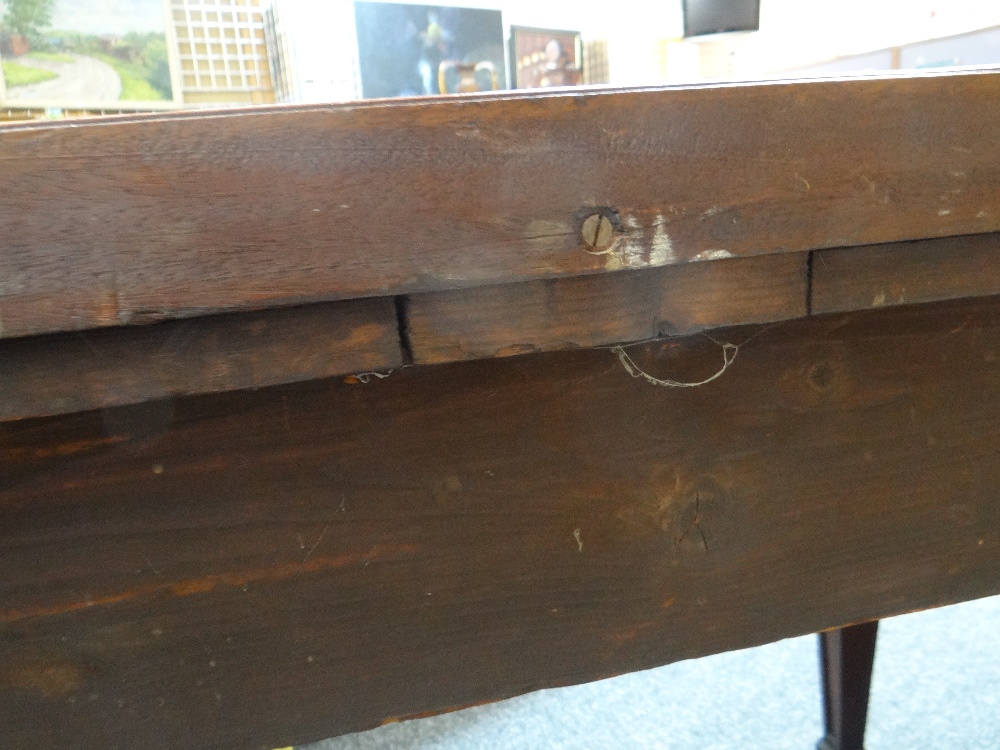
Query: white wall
[
  {"left": 272, "top": 0, "right": 1000, "bottom": 102},
  {"left": 272, "top": 0, "right": 360, "bottom": 103},
  {"left": 740, "top": 0, "right": 1000, "bottom": 75}
]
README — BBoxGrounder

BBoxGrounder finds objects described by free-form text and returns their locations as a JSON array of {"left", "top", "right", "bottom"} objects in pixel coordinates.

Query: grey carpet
[{"left": 303, "top": 594, "right": 1000, "bottom": 749}]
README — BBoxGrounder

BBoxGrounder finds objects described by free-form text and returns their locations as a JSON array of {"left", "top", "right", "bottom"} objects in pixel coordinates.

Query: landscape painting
[{"left": 0, "top": 0, "right": 178, "bottom": 109}]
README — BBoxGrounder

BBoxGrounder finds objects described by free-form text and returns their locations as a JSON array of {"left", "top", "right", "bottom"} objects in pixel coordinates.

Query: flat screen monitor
[{"left": 683, "top": 0, "right": 760, "bottom": 38}]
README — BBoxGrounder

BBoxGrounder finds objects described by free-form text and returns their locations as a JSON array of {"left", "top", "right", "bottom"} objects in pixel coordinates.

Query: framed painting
[
  {"left": 354, "top": 1, "right": 506, "bottom": 98},
  {"left": 0, "top": 0, "right": 181, "bottom": 109},
  {"left": 509, "top": 25, "right": 582, "bottom": 89}
]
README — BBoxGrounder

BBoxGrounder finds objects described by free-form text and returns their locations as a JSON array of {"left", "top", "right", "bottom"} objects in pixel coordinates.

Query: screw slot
[{"left": 581, "top": 213, "right": 615, "bottom": 250}]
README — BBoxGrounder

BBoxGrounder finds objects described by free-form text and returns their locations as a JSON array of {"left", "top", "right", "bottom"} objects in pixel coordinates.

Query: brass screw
[{"left": 581, "top": 214, "right": 614, "bottom": 250}]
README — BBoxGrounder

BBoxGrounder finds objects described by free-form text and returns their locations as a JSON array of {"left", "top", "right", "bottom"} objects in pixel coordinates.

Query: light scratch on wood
[
  {"left": 304, "top": 523, "right": 331, "bottom": 561},
  {"left": 143, "top": 555, "right": 164, "bottom": 579}
]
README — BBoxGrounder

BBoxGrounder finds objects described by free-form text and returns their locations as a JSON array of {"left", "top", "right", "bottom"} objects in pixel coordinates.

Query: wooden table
[{"left": 2, "top": 69, "right": 999, "bottom": 750}]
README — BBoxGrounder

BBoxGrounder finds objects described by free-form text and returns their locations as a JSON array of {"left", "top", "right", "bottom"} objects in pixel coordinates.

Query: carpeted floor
[{"left": 303, "top": 594, "right": 1000, "bottom": 749}]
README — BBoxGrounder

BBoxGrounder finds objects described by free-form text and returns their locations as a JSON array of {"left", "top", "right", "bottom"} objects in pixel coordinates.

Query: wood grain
[
  {"left": 0, "top": 297, "right": 401, "bottom": 422},
  {"left": 2, "top": 296, "right": 1000, "bottom": 749},
  {"left": 10, "top": 229, "right": 1000, "bottom": 419},
  {"left": 812, "top": 233, "right": 1000, "bottom": 314},
  {"left": 2, "top": 70, "right": 999, "bottom": 339},
  {"left": 407, "top": 253, "right": 806, "bottom": 363}
]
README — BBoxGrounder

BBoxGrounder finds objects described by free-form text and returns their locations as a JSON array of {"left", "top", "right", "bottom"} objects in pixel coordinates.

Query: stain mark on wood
[{"left": 0, "top": 545, "right": 417, "bottom": 624}]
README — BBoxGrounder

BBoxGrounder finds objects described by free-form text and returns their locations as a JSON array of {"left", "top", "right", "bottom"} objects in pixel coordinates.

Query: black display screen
[{"left": 683, "top": 0, "right": 760, "bottom": 37}]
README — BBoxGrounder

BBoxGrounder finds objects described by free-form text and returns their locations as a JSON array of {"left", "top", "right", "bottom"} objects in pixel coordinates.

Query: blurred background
[
  {"left": 304, "top": 595, "right": 1000, "bottom": 750},
  {"left": 2, "top": 0, "right": 1000, "bottom": 120}
]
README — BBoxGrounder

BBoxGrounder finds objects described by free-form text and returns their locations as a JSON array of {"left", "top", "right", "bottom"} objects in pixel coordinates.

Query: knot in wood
[
  {"left": 808, "top": 361, "right": 835, "bottom": 392},
  {"left": 661, "top": 476, "right": 731, "bottom": 562},
  {"left": 672, "top": 490, "right": 713, "bottom": 554}
]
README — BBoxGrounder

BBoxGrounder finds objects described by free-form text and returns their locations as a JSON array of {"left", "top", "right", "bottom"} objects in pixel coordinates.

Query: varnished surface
[
  {"left": 408, "top": 253, "right": 806, "bottom": 363},
  {"left": 2, "top": 296, "right": 999, "bottom": 750},
  {"left": 0, "top": 297, "right": 402, "bottom": 422},
  {"left": 9, "top": 230, "right": 1000, "bottom": 420},
  {"left": 812, "top": 233, "right": 1000, "bottom": 314},
  {"left": 2, "top": 70, "right": 1000, "bottom": 339}
]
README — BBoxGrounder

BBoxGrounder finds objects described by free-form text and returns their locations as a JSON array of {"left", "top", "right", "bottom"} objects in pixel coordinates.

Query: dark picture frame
[
  {"left": 354, "top": 2, "right": 506, "bottom": 98},
  {"left": 508, "top": 25, "right": 582, "bottom": 89}
]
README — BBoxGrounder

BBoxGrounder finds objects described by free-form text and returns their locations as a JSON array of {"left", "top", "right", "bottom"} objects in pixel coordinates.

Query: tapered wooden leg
[{"left": 816, "top": 620, "right": 879, "bottom": 750}]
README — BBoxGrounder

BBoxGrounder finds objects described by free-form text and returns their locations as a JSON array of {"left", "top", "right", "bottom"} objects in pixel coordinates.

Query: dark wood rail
[
  {"left": 2, "top": 69, "right": 1000, "bottom": 340},
  {"left": 3, "top": 70, "right": 1000, "bottom": 750},
  {"left": 4, "top": 296, "right": 1000, "bottom": 750},
  {"left": 4, "top": 230, "right": 1000, "bottom": 422}
]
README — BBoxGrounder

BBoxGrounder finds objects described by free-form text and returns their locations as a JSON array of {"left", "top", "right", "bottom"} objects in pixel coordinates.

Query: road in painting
[{"left": 0, "top": 0, "right": 173, "bottom": 105}]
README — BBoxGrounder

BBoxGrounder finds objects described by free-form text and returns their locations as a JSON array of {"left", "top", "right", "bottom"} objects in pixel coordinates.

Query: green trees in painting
[{"left": 1, "top": 0, "right": 56, "bottom": 45}]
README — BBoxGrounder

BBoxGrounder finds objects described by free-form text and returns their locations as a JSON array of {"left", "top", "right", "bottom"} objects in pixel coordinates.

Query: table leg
[{"left": 817, "top": 620, "right": 879, "bottom": 750}]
